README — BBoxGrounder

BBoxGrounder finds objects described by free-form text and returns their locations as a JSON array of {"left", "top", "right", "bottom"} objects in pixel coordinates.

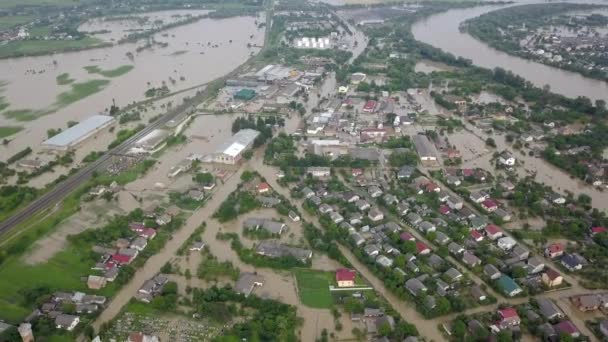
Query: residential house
[
  {"left": 407, "top": 213, "right": 422, "bottom": 225},
  {"left": 257, "top": 182, "right": 270, "bottom": 194},
  {"left": 446, "top": 196, "right": 463, "bottom": 210},
  {"left": 435, "top": 231, "right": 451, "bottom": 245},
  {"left": 525, "top": 256, "right": 545, "bottom": 274},
  {"left": 462, "top": 251, "right": 482, "bottom": 267},
  {"left": 498, "top": 151, "right": 516, "bottom": 167},
  {"left": 400, "top": 232, "right": 415, "bottom": 242},
  {"left": 336, "top": 269, "right": 356, "bottom": 287},
  {"left": 330, "top": 212, "right": 344, "bottom": 224},
  {"left": 235, "top": 273, "right": 264, "bottom": 297},
  {"left": 130, "top": 237, "right": 148, "bottom": 252},
  {"left": 498, "top": 308, "right": 520, "bottom": 329},
  {"left": 481, "top": 199, "right": 498, "bottom": 212},
  {"left": 542, "top": 268, "right": 563, "bottom": 288},
  {"left": 368, "top": 186, "right": 383, "bottom": 198},
  {"left": 544, "top": 243, "right": 564, "bottom": 259},
  {"left": 510, "top": 245, "right": 530, "bottom": 261},
  {"left": 244, "top": 218, "right": 287, "bottom": 235},
  {"left": 349, "top": 212, "right": 363, "bottom": 225},
  {"left": 417, "top": 221, "right": 436, "bottom": 234},
  {"left": 342, "top": 191, "right": 360, "bottom": 203},
  {"left": 416, "top": 242, "right": 431, "bottom": 255},
  {"left": 383, "top": 194, "right": 398, "bottom": 205},
  {"left": 405, "top": 278, "right": 427, "bottom": 296},
  {"left": 448, "top": 242, "right": 464, "bottom": 255},
  {"left": 498, "top": 237, "right": 517, "bottom": 251},
  {"left": 571, "top": 294, "right": 600, "bottom": 312},
  {"left": 190, "top": 241, "right": 206, "bottom": 252},
  {"left": 356, "top": 199, "right": 371, "bottom": 211},
  {"left": 376, "top": 255, "right": 394, "bottom": 267},
  {"left": 471, "top": 285, "right": 486, "bottom": 302},
  {"left": 553, "top": 321, "right": 580, "bottom": 338},
  {"left": 494, "top": 208, "right": 512, "bottom": 222},
  {"left": 396, "top": 202, "right": 409, "bottom": 216},
  {"left": 307, "top": 167, "right": 331, "bottom": 177},
  {"left": 255, "top": 241, "right": 312, "bottom": 262},
  {"left": 497, "top": 275, "right": 522, "bottom": 297},
  {"left": 397, "top": 165, "right": 416, "bottom": 179},
  {"left": 55, "top": 314, "right": 79, "bottom": 331},
  {"left": 368, "top": 208, "right": 384, "bottom": 222},
  {"left": 319, "top": 204, "right": 333, "bottom": 214},
  {"left": 288, "top": 211, "right": 300, "bottom": 222},
  {"left": 87, "top": 275, "right": 107, "bottom": 290},
  {"left": 598, "top": 320, "right": 608, "bottom": 339},
  {"left": 364, "top": 244, "right": 381, "bottom": 257},
  {"left": 484, "top": 264, "right": 502, "bottom": 280},
  {"left": 350, "top": 233, "right": 365, "bottom": 247},
  {"left": 469, "top": 217, "right": 487, "bottom": 231},
  {"left": 470, "top": 230, "right": 484, "bottom": 242},
  {"left": 302, "top": 187, "right": 315, "bottom": 199},
  {"left": 444, "top": 267, "right": 463, "bottom": 282},
  {"left": 537, "top": 298, "right": 563, "bottom": 320},
  {"left": 428, "top": 254, "right": 445, "bottom": 269},
  {"left": 446, "top": 175, "right": 462, "bottom": 187},
  {"left": 485, "top": 225, "right": 503, "bottom": 240},
  {"left": 561, "top": 254, "right": 583, "bottom": 271},
  {"left": 470, "top": 191, "right": 489, "bottom": 204},
  {"left": 438, "top": 191, "right": 450, "bottom": 203}
]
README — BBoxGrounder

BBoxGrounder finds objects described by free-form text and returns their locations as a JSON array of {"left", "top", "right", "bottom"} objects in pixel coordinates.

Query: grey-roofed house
[
  {"left": 383, "top": 194, "right": 399, "bottom": 205},
  {"left": 302, "top": 187, "right": 315, "bottom": 198},
  {"left": 330, "top": 212, "right": 344, "bottom": 224},
  {"left": 376, "top": 255, "right": 394, "bottom": 268},
  {"left": 484, "top": 264, "right": 501, "bottom": 280},
  {"left": 406, "top": 260, "right": 419, "bottom": 273},
  {"left": 319, "top": 203, "right": 333, "bottom": 214},
  {"left": 349, "top": 212, "right": 363, "bottom": 225},
  {"left": 396, "top": 202, "right": 409, "bottom": 216},
  {"left": 255, "top": 241, "right": 312, "bottom": 262},
  {"left": 368, "top": 185, "right": 383, "bottom": 198},
  {"left": 130, "top": 237, "right": 148, "bottom": 251},
  {"left": 444, "top": 267, "right": 463, "bottom": 282},
  {"left": 405, "top": 278, "right": 427, "bottom": 296},
  {"left": 428, "top": 254, "right": 445, "bottom": 269},
  {"left": 417, "top": 221, "right": 436, "bottom": 234},
  {"left": 413, "top": 134, "right": 438, "bottom": 161},
  {"left": 364, "top": 244, "right": 381, "bottom": 257},
  {"left": 235, "top": 272, "right": 264, "bottom": 297},
  {"left": 244, "top": 218, "right": 287, "bottom": 235},
  {"left": 257, "top": 196, "right": 281, "bottom": 207},
  {"left": 435, "top": 231, "right": 451, "bottom": 245},
  {"left": 537, "top": 298, "right": 563, "bottom": 320},
  {"left": 356, "top": 199, "right": 371, "bottom": 211},
  {"left": 397, "top": 165, "right": 416, "bottom": 179},
  {"left": 471, "top": 284, "right": 486, "bottom": 301},
  {"left": 462, "top": 251, "right": 482, "bottom": 267},
  {"left": 469, "top": 217, "right": 487, "bottom": 230},
  {"left": 350, "top": 232, "right": 365, "bottom": 246},
  {"left": 407, "top": 213, "right": 422, "bottom": 225},
  {"left": 526, "top": 256, "right": 545, "bottom": 274},
  {"left": 510, "top": 245, "right": 530, "bottom": 261},
  {"left": 55, "top": 314, "right": 79, "bottom": 331},
  {"left": 448, "top": 242, "right": 464, "bottom": 255}
]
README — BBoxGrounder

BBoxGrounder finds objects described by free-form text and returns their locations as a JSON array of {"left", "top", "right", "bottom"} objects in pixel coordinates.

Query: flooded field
[
  {"left": 414, "top": 59, "right": 454, "bottom": 74},
  {"left": 0, "top": 12, "right": 263, "bottom": 159}
]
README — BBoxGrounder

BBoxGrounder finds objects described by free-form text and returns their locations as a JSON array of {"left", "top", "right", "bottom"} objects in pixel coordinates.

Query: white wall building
[{"left": 209, "top": 129, "right": 260, "bottom": 165}]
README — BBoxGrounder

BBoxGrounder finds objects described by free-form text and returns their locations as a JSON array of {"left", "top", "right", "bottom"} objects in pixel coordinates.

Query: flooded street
[{"left": 412, "top": 2, "right": 608, "bottom": 102}]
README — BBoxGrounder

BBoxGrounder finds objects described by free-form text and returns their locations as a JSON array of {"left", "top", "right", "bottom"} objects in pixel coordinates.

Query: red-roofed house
[
  {"left": 425, "top": 182, "right": 441, "bottom": 193},
  {"left": 498, "top": 308, "right": 520, "bottom": 329},
  {"left": 139, "top": 228, "right": 157, "bottom": 240},
  {"left": 485, "top": 225, "right": 503, "bottom": 240},
  {"left": 400, "top": 232, "right": 415, "bottom": 242},
  {"left": 439, "top": 205, "right": 450, "bottom": 215},
  {"left": 544, "top": 243, "right": 564, "bottom": 259},
  {"left": 111, "top": 253, "right": 133, "bottom": 265},
  {"left": 470, "top": 230, "right": 484, "bottom": 242},
  {"left": 446, "top": 149, "right": 461, "bottom": 160},
  {"left": 336, "top": 268, "right": 356, "bottom": 287},
  {"left": 481, "top": 199, "right": 498, "bottom": 212},
  {"left": 591, "top": 227, "right": 608, "bottom": 235},
  {"left": 363, "top": 100, "right": 377, "bottom": 113},
  {"left": 462, "top": 168, "right": 474, "bottom": 177},
  {"left": 257, "top": 182, "right": 270, "bottom": 194},
  {"left": 554, "top": 320, "right": 580, "bottom": 338},
  {"left": 416, "top": 241, "right": 431, "bottom": 255}
]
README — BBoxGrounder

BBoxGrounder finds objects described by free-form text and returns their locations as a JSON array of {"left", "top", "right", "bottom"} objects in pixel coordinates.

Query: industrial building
[
  {"left": 42, "top": 115, "right": 115, "bottom": 151},
  {"left": 413, "top": 134, "right": 439, "bottom": 161},
  {"left": 294, "top": 37, "right": 331, "bottom": 49},
  {"left": 130, "top": 129, "right": 170, "bottom": 154},
  {"left": 208, "top": 129, "right": 260, "bottom": 165}
]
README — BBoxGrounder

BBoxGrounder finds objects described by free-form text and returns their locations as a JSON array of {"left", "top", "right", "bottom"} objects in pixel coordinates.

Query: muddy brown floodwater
[{"left": 0, "top": 12, "right": 263, "bottom": 161}]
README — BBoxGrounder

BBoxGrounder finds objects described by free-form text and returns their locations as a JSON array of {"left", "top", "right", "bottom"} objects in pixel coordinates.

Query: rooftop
[
  {"left": 43, "top": 115, "right": 114, "bottom": 148},
  {"left": 215, "top": 129, "right": 260, "bottom": 157}
]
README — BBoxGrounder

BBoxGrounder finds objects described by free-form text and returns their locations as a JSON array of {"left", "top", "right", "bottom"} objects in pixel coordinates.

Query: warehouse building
[
  {"left": 130, "top": 129, "right": 170, "bottom": 154},
  {"left": 413, "top": 134, "right": 439, "bottom": 161},
  {"left": 209, "top": 129, "right": 260, "bottom": 165},
  {"left": 42, "top": 115, "right": 115, "bottom": 151},
  {"left": 234, "top": 88, "right": 256, "bottom": 101}
]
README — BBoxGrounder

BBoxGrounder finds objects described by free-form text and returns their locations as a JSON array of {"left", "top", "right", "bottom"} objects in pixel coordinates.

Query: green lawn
[
  {"left": 0, "top": 125, "right": 23, "bottom": 138},
  {"left": 293, "top": 269, "right": 333, "bottom": 309},
  {"left": 84, "top": 64, "right": 134, "bottom": 78},
  {"left": 2, "top": 109, "right": 48, "bottom": 122},
  {"left": 56, "top": 73, "right": 74, "bottom": 85},
  {"left": 0, "top": 36, "right": 103, "bottom": 59},
  {"left": 56, "top": 79, "right": 110, "bottom": 107},
  {"left": 0, "top": 16, "right": 33, "bottom": 30}
]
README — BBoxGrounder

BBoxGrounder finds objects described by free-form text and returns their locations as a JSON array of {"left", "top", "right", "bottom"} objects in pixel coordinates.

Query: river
[{"left": 411, "top": 2, "right": 608, "bottom": 102}]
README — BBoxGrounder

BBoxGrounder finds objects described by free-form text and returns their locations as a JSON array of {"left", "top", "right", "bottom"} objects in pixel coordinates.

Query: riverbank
[{"left": 462, "top": 3, "right": 608, "bottom": 83}]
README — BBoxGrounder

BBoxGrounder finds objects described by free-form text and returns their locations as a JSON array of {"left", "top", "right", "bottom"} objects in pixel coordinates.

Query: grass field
[
  {"left": 56, "top": 73, "right": 74, "bottom": 85},
  {"left": 0, "top": 36, "right": 103, "bottom": 59},
  {"left": 0, "top": 16, "right": 33, "bottom": 30},
  {"left": 56, "top": 79, "right": 110, "bottom": 107},
  {"left": 0, "top": 125, "right": 23, "bottom": 138},
  {"left": 84, "top": 64, "right": 135, "bottom": 78},
  {"left": 293, "top": 269, "right": 333, "bottom": 309},
  {"left": 2, "top": 109, "right": 48, "bottom": 122}
]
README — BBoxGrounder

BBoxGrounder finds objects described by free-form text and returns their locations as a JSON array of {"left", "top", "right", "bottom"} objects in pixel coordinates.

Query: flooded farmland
[{"left": 0, "top": 12, "right": 264, "bottom": 158}]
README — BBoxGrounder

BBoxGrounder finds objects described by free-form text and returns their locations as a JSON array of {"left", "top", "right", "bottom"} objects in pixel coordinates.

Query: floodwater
[
  {"left": 0, "top": 12, "right": 263, "bottom": 158},
  {"left": 448, "top": 123, "right": 608, "bottom": 211},
  {"left": 411, "top": 3, "right": 608, "bottom": 102}
]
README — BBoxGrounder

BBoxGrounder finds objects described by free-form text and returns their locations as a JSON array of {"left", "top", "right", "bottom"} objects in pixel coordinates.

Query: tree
[
  {"left": 243, "top": 150, "right": 254, "bottom": 160},
  {"left": 194, "top": 172, "right": 214, "bottom": 186},
  {"left": 452, "top": 319, "right": 467, "bottom": 339},
  {"left": 486, "top": 137, "right": 496, "bottom": 148}
]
